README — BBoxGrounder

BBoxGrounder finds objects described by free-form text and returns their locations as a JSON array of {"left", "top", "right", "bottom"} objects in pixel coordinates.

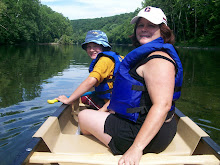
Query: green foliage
[
  {"left": 71, "top": 0, "right": 219, "bottom": 46},
  {"left": 0, "top": 1, "right": 6, "bottom": 19},
  {"left": 58, "top": 35, "right": 73, "bottom": 45},
  {"left": 141, "top": 0, "right": 220, "bottom": 46},
  {"left": 0, "top": 0, "right": 219, "bottom": 46},
  {"left": 0, "top": 0, "right": 73, "bottom": 44},
  {"left": 71, "top": 12, "right": 136, "bottom": 45}
]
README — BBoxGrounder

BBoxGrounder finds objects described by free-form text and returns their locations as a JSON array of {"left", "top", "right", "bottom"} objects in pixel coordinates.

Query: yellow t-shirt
[{"left": 89, "top": 56, "right": 124, "bottom": 88}]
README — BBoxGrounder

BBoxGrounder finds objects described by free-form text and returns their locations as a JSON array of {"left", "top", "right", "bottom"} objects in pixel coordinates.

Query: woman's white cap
[{"left": 131, "top": 6, "right": 167, "bottom": 26}]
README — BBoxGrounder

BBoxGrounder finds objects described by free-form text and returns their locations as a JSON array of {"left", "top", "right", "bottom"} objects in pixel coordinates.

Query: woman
[
  {"left": 56, "top": 30, "right": 123, "bottom": 109},
  {"left": 78, "top": 6, "right": 183, "bottom": 165}
]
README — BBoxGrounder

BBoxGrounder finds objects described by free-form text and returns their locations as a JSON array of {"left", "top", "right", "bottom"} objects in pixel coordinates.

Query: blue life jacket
[
  {"left": 108, "top": 37, "right": 183, "bottom": 122},
  {"left": 89, "top": 51, "right": 123, "bottom": 100}
]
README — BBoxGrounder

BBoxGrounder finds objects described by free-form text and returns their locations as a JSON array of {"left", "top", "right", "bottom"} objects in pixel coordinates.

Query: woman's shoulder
[{"left": 149, "top": 51, "right": 174, "bottom": 62}]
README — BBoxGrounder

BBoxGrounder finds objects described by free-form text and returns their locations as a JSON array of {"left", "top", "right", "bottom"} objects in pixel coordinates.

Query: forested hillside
[
  {"left": 0, "top": 0, "right": 73, "bottom": 44},
  {"left": 0, "top": 0, "right": 219, "bottom": 46},
  {"left": 71, "top": 12, "right": 137, "bottom": 45},
  {"left": 71, "top": 0, "right": 220, "bottom": 46}
]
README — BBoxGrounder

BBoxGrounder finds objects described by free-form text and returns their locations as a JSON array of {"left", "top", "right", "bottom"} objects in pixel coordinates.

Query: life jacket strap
[
  {"left": 105, "top": 76, "right": 115, "bottom": 83},
  {"left": 127, "top": 106, "right": 149, "bottom": 114},
  {"left": 132, "top": 85, "right": 146, "bottom": 91},
  {"left": 174, "top": 86, "right": 181, "bottom": 92},
  {"left": 94, "top": 89, "right": 113, "bottom": 95},
  {"left": 127, "top": 102, "right": 175, "bottom": 115}
]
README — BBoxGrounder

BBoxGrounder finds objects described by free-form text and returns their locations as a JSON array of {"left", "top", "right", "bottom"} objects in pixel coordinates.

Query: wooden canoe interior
[{"left": 23, "top": 100, "right": 220, "bottom": 165}]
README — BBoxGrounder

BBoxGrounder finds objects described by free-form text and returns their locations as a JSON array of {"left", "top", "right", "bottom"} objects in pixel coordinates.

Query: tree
[
  {"left": 0, "top": 0, "right": 73, "bottom": 44},
  {"left": 0, "top": 1, "right": 7, "bottom": 30}
]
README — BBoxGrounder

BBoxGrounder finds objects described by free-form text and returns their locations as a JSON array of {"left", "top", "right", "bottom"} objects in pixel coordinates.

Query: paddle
[{"left": 47, "top": 91, "right": 95, "bottom": 104}]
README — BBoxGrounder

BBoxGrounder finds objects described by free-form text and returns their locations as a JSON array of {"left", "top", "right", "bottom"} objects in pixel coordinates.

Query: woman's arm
[
  {"left": 118, "top": 52, "right": 176, "bottom": 165},
  {"left": 56, "top": 76, "right": 97, "bottom": 104}
]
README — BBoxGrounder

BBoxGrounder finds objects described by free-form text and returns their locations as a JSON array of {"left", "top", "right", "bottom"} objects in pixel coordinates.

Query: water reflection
[
  {"left": 0, "top": 45, "right": 219, "bottom": 165},
  {"left": 176, "top": 48, "right": 220, "bottom": 143},
  {"left": 0, "top": 45, "right": 92, "bottom": 108}
]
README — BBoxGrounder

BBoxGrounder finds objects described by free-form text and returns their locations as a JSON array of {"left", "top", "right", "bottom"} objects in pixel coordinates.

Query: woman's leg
[{"left": 78, "top": 109, "right": 112, "bottom": 147}]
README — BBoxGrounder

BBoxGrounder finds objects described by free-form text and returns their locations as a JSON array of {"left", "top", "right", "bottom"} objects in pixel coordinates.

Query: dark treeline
[{"left": 0, "top": 0, "right": 219, "bottom": 46}]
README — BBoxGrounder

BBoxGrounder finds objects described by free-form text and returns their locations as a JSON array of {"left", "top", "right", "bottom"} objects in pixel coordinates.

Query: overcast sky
[{"left": 40, "top": 0, "right": 143, "bottom": 20}]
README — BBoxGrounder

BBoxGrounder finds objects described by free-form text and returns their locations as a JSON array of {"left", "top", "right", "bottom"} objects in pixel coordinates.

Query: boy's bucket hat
[{"left": 82, "top": 30, "right": 111, "bottom": 50}]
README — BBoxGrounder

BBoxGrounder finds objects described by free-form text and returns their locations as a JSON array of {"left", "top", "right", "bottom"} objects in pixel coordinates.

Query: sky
[{"left": 40, "top": 0, "right": 143, "bottom": 20}]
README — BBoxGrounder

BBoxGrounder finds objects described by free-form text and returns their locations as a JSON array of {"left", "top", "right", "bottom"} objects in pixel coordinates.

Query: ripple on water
[{"left": 0, "top": 103, "right": 58, "bottom": 151}]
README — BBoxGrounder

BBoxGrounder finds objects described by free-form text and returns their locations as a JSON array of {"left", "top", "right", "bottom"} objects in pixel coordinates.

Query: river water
[{"left": 0, "top": 44, "right": 219, "bottom": 165}]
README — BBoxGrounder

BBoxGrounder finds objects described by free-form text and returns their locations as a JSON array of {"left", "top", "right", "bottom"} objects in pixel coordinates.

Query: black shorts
[{"left": 104, "top": 113, "right": 177, "bottom": 155}]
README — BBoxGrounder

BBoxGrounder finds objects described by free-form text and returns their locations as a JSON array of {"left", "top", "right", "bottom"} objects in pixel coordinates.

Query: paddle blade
[{"left": 47, "top": 99, "right": 59, "bottom": 104}]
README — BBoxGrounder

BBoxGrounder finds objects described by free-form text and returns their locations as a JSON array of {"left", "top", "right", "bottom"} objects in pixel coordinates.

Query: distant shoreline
[{"left": 36, "top": 42, "right": 220, "bottom": 50}]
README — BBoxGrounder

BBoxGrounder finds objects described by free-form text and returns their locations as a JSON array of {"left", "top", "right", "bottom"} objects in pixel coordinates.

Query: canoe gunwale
[
  {"left": 174, "top": 108, "right": 185, "bottom": 117},
  {"left": 51, "top": 103, "right": 70, "bottom": 118},
  {"left": 14, "top": 103, "right": 69, "bottom": 165},
  {"left": 14, "top": 137, "right": 42, "bottom": 165},
  {"left": 201, "top": 136, "right": 220, "bottom": 159}
]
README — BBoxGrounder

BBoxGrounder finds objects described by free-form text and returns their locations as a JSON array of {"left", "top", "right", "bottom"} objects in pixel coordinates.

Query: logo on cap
[
  {"left": 163, "top": 17, "right": 167, "bottom": 21},
  {"left": 92, "top": 31, "right": 99, "bottom": 35},
  {"left": 145, "top": 7, "right": 151, "bottom": 12}
]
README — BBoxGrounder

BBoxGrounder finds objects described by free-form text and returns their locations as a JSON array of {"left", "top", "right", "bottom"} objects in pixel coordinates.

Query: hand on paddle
[
  {"left": 55, "top": 95, "right": 70, "bottom": 105},
  {"left": 47, "top": 91, "right": 95, "bottom": 104},
  {"left": 47, "top": 95, "right": 70, "bottom": 104}
]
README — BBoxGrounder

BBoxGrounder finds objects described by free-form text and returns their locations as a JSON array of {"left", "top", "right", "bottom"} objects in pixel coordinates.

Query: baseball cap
[
  {"left": 130, "top": 6, "right": 167, "bottom": 26},
  {"left": 82, "top": 30, "right": 111, "bottom": 50}
]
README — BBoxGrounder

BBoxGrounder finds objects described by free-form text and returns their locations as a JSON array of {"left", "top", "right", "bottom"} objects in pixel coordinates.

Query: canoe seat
[
  {"left": 52, "top": 134, "right": 112, "bottom": 154},
  {"left": 160, "top": 116, "right": 209, "bottom": 156},
  {"left": 33, "top": 115, "right": 112, "bottom": 155}
]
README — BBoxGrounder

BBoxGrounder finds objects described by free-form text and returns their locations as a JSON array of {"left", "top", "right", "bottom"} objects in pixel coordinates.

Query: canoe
[{"left": 15, "top": 99, "right": 220, "bottom": 165}]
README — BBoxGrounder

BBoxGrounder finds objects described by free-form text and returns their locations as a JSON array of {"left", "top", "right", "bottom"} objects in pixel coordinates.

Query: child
[{"left": 56, "top": 30, "right": 123, "bottom": 109}]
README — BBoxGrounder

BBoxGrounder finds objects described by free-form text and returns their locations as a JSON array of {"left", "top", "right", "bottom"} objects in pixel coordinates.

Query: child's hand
[{"left": 56, "top": 95, "right": 71, "bottom": 104}]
